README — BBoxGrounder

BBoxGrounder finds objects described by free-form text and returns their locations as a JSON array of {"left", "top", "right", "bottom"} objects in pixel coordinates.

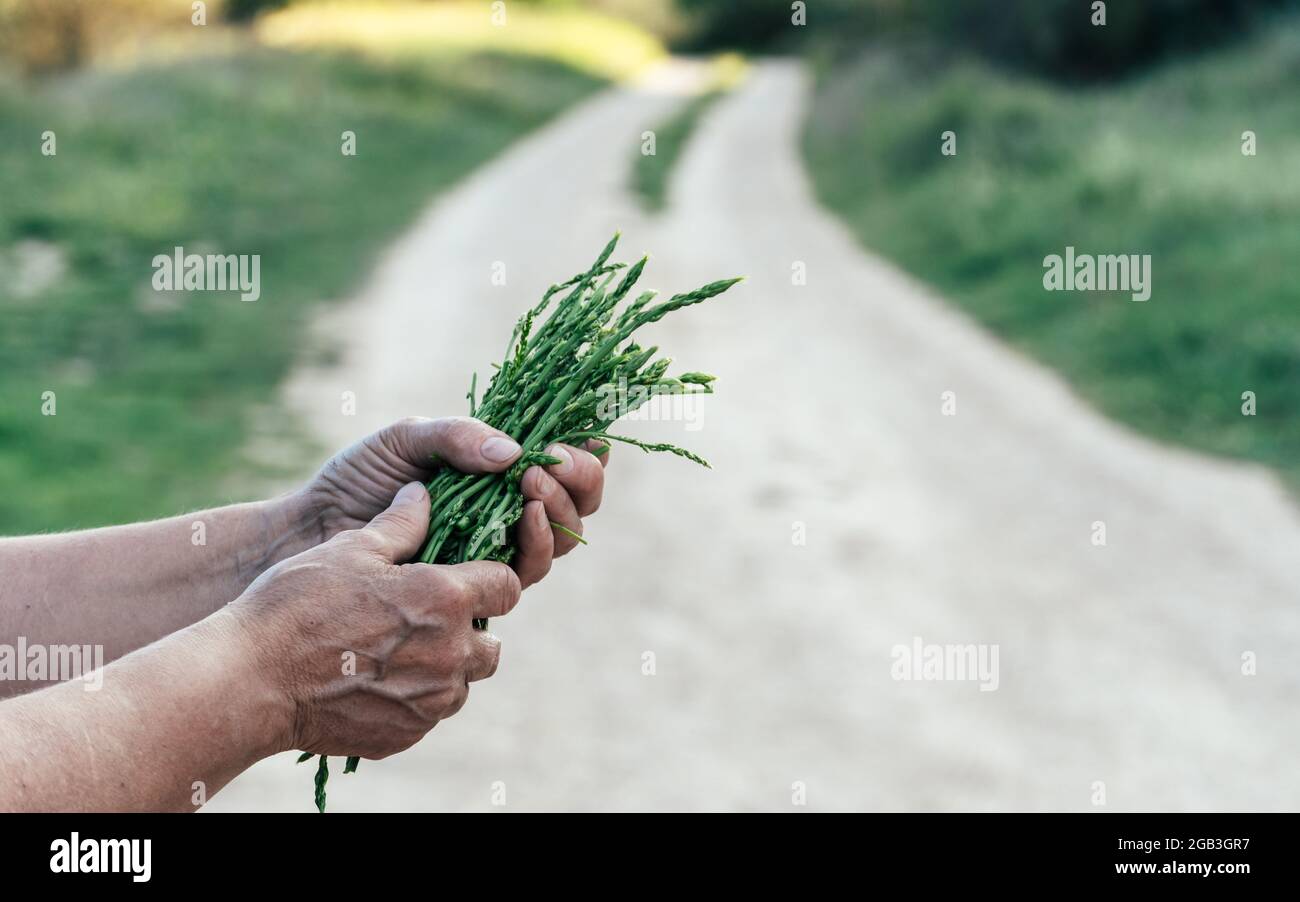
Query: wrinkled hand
[
  {"left": 233, "top": 483, "right": 520, "bottom": 760},
  {"left": 295, "top": 417, "right": 609, "bottom": 587}
]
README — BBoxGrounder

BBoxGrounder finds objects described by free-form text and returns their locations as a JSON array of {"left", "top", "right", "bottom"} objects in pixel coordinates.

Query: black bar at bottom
[{"left": 1, "top": 812, "right": 1285, "bottom": 887}]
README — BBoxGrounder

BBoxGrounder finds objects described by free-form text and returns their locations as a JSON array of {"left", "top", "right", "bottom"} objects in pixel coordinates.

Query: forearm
[
  {"left": 0, "top": 491, "right": 318, "bottom": 691},
  {"left": 0, "top": 608, "right": 289, "bottom": 812}
]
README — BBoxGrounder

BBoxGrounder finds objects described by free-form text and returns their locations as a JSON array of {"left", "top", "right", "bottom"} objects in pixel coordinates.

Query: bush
[
  {"left": 675, "top": 0, "right": 892, "bottom": 51},
  {"left": 677, "top": 0, "right": 1295, "bottom": 80},
  {"left": 913, "top": 0, "right": 1293, "bottom": 80},
  {"left": 0, "top": 0, "right": 194, "bottom": 74},
  {"left": 0, "top": 0, "right": 98, "bottom": 72},
  {"left": 223, "top": 0, "right": 287, "bottom": 23}
]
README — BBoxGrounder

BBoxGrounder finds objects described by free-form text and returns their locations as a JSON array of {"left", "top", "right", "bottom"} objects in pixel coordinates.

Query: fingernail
[
  {"left": 535, "top": 470, "right": 557, "bottom": 496},
  {"left": 546, "top": 444, "right": 574, "bottom": 474},
  {"left": 481, "top": 436, "right": 521, "bottom": 462},
  {"left": 395, "top": 481, "right": 426, "bottom": 504}
]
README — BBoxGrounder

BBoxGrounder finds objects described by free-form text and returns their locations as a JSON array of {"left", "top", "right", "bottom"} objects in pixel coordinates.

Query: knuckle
[
  {"left": 353, "top": 532, "right": 383, "bottom": 558},
  {"left": 400, "top": 561, "right": 438, "bottom": 588},
  {"left": 396, "top": 564, "right": 438, "bottom": 607},
  {"left": 435, "top": 416, "right": 479, "bottom": 453},
  {"left": 474, "top": 630, "right": 501, "bottom": 656},
  {"left": 395, "top": 567, "right": 463, "bottom": 624},
  {"left": 440, "top": 685, "right": 469, "bottom": 718},
  {"left": 482, "top": 640, "right": 502, "bottom": 679},
  {"left": 426, "top": 644, "right": 462, "bottom": 680},
  {"left": 371, "top": 736, "right": 413, "bottom": 761},
  {"left": 425, "top": 568, "right": 473, "bottom": 616},
  {"left": 329, "top": 529, "right": 367, "bottom": 553},
  {"left": 392, "top": 726, "right": 431, "bottom": 756},
  {"left": 356, "top": 523, "right": 397, "bottom": 555},
  {"left": 389, "top": 506, "right": 424, "bottom": 533},
  {"left": 451, "top": 565, "right": 480, "bottom": 599},
  {"left": 379, "top": 417, "right": 427, "bottom": 459}
]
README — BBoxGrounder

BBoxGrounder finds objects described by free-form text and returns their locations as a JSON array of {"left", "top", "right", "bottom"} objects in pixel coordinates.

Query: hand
[
  {"left": 232, "top": 483, "right": 520, "bottom": 760},
  {"left": 292, "top": 416, "right": 610, "bottom": 587}
]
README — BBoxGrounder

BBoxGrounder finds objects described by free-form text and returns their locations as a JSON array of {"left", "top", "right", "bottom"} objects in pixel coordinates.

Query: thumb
[
  {"left": 358, "top": 481, "right": 430, "bottom": 563},
  {"left": 388, "top": 416, "right": 522, "bottom": 474}
]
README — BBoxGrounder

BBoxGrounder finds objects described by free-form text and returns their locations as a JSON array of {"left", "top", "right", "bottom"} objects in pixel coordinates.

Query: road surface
[{"left": 208, "top": 59, "right": 1300, "bottom": 812}]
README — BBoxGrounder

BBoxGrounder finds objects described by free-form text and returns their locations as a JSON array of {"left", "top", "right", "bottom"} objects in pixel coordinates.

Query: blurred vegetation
[
  {"left": 679, "top": 0, "right": 1295, "bottom": 81},
  {"left": 0, "top": 1, "right": 666, "bottom": 77},
  {"left": 6, "top": 0, "right": 1298, "bottom": 529},
  {"left": 0, "top": 0, "right": 170, "bottom": 73},
  {"left": 225, "top": 0, "right": 288, "bottom": 22},
  {"left": 805, "top": 21, "right": 1300, "bottom": 483},
  {"left": 630, "top": 54, "right": 745, "bottom": 211},
  {"left": 631, "top": 88, "right": 723, "bottom": 211},
  {"left": 256, "top": 0, "right": 664, "bottom": 80},
  {"left": 0, "top": 2, "right": 661, "bottom": 532},
  {"left": 909, "top": 0, "right": 1293, "bottom": 80}
]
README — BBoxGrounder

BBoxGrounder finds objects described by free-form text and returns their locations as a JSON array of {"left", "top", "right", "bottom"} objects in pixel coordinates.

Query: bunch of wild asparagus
[{"left": 303, "top": 234, "right": 741, "bottom": 811}]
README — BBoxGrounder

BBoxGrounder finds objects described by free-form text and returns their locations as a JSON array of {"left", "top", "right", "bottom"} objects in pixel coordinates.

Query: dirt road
[{"left": 208, "top": 60, "right": 1300, "bottom": 812}]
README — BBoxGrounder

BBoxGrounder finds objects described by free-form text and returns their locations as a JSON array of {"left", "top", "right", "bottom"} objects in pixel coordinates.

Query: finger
[
  {"left": 544, "top": 443, "right": 605, "bottom": 517},
  {"left": 453, "top": 560, "right": 522, "bottom": 620},
  {"left": 356, "top": 482, "right": 430, "bottom": 563},
  {"left": 386, "top": 416, "right": 521, "bottom": 474},
  {"left": 520, "top": 465, "right": 583, "bottom": 556},
  {"left": 398, "top": 562, "right": 472, "bottom": 624},
  {"left": 586, "top": 439, "right": 611, "bottom": 468},
  {"left": 466, "top": 632, "right": 502, "bottom": 682},
  {"left": 512, "top": 500, "right": 553, "bottom": 588}
]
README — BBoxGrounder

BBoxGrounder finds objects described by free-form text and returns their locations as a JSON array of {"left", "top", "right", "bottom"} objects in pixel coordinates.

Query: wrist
[
  {"left": 200, "top": 606, "right": 298, "bottom": 758},
  {"left": 255, "top": 489, "right": 326, "bottom": 571}
]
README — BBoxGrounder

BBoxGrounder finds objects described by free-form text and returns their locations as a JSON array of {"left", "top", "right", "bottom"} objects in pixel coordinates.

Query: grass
[
  {"left": 630, "top": 55, "right": 745, "bottom": 211},
  {"left": 805, "top": 24, "right": 1300, "bottom": 485},
  {"left": 632, "top": 88, "right": 723, "bottom": 211},
  {"left": 0, "top": 5, "right": 662, "bottom": 534}
]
